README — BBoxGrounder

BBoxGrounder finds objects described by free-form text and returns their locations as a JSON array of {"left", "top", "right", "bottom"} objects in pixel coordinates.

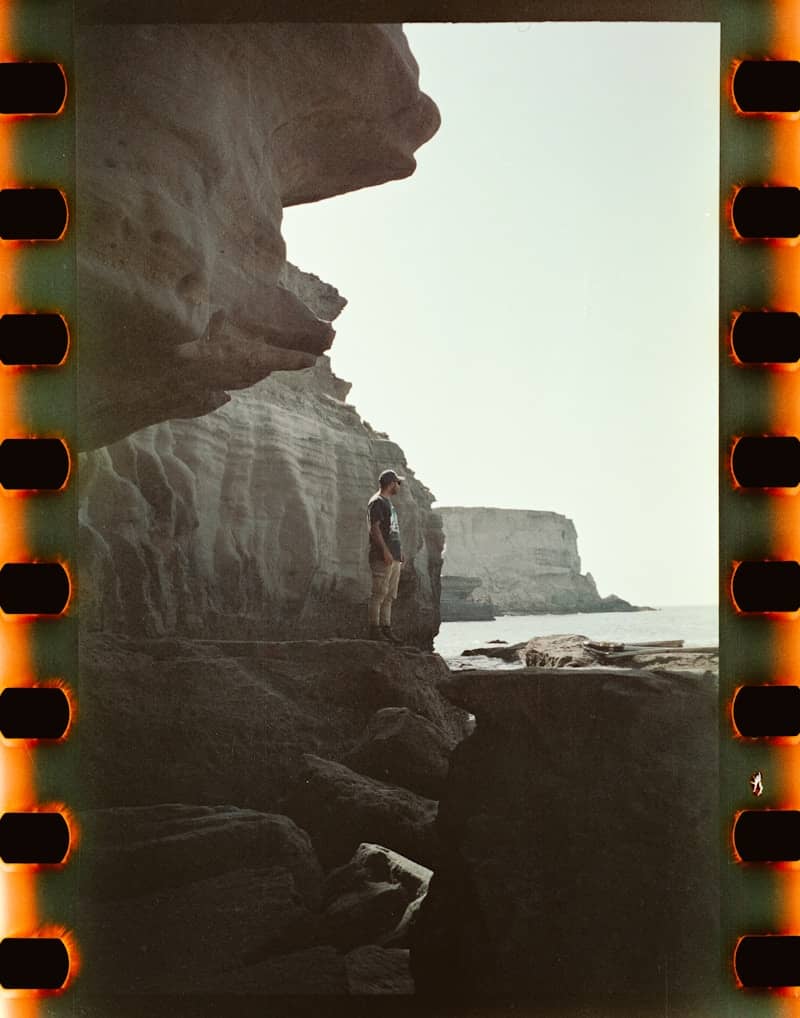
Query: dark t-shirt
[{"left": 367, "top": 493, "right": 402, "bottom": 562}]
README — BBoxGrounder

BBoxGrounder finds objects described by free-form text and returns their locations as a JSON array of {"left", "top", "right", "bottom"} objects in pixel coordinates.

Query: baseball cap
[{"left": 379, "top": 469, "right": 405, "bottom": 487}]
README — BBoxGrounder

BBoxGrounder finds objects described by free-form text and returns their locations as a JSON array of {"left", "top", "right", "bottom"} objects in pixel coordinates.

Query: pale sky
[{"left": 282, "top": 22, "right": 720, "bottom": 608}]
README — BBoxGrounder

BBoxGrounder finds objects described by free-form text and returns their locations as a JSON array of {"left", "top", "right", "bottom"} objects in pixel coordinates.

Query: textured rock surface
[
  {"left": 523, "top": 634, "right": 719, "bottom": 673},
  {"left": 438, "top": 506, "right": 637, "bottom": 614},
  {"left": 343, "top": 706, "right": 454, "bottom": 798},
  {"left": 82, "top": 866, "right": 328, "bottom": 993},
  {"left": 76, "top": 22, "right": 439, "bottom": 448},
  {"left": 345, "top": 946, "right": 414, "bottom": 995},
  {"left": 79, "top": 357, "right": 443, "bottom": 648},
  {"left": 78, "top": 636, "right": 466, "bottom": 813},
  {"left": 80, "top": 804, "right": 323, "bottom": 905},
  {"left": 522, "top": 632, "right": 607, "bottom": 667},
  {"left": 77, "top": 806, "right": 328, "bottom": 993},
  {"left": 411, "top": 667, "right": 718, "bottom": 1011},
  {"left": 324, "top": 843, "right": 432, "bottom": 949},
  {"left": 461, "top": 640, "right": 528, "bottom": 663},
  {"left": 285, "top": 755, "right": 440, "bottom": 870},
  {"left": 440, "top": 575, "right": 496, "bottom": 621}
]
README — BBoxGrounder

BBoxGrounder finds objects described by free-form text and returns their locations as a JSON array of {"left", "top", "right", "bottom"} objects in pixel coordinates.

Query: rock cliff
[
  {"left": 71, "top": 17, "right": 453, "bottom": 1004},
  {"left": 437, "top": 506, "right": 637, "bottom": 615},
  {"left": 76, "top": 22, "right": 439, "bottom": 449},
  {"left": 79, "top": 355, "right": 443, "bottom": 648}
]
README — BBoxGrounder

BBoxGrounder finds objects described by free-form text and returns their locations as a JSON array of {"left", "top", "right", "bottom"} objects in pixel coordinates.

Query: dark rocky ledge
[{"left": 411, "top": 665, "right": 719, "bottom": 1013}]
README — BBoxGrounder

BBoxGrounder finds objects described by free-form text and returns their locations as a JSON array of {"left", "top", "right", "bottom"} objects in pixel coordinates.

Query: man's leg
[
  {"left": 379, "top": 560, "right": 402, "bottom": 627},
  {"left": 369, "top": 562, "right": 391, "bottom": 635}
]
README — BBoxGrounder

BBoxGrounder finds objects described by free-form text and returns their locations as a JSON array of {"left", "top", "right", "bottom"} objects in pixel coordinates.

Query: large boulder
[
  {"left": 285, "top": 755, "right": 440, "bottom": 870},
  {"left": 323, "top": 843, "right": 432, "bottom": 950},
  {"left": 76, "top": 22, "right": 439, "bottom": 449},
  {"left": 342, "top": 706, "right": 454, "bottom": 798},
  {"left": 522, "top": 632, "right": 600, "bottom": 667},
  {"left": 411, "top": 667, "right": 718, "bottom": 1013}
]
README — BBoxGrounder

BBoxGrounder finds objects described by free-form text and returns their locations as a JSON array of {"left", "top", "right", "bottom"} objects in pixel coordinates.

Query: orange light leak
[
  {"left": 0, "top": 5, "right": 42, "bottom": 1018},
  {"left": 771, "top": 3, "right": 800, "bottom": 1014}
]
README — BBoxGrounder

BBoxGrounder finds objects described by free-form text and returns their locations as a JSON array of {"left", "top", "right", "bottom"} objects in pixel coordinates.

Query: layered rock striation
[
  {"left": 76, "top": 22, "right": 439, "bottom": 449},
  {"left": 438, "top": 506, "right": 638, "bottom": 616},
  {"left": 79, "top": 356, "right": 443, "bottom": 648}
]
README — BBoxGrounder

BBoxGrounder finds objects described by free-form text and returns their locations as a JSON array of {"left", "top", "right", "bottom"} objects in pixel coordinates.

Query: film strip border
[
  {"left": 723, "top": 2, "right": 800, "bottom": 1015},
  {"left": 0, "top": 3, "right": 78, "bottom": 1012}
]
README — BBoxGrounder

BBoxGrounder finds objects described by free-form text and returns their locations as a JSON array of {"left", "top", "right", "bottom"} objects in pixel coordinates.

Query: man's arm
[{"left": 370, "top": 520, "right": 394, "bottom": 566}]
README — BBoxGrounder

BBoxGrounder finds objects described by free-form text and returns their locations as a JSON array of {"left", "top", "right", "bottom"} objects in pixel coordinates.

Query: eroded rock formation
[
  {"left": 79, "top": 356, "right": 443, "bottom": 648},
  {"left": 438, "top": 506, "right": 638, "bottom": 615},
  {"left": 73, "top": 17, "right": 452, "bottom": 1002},
  {"left": 76, "top": 22, "right": 439, "bottom": 449}
]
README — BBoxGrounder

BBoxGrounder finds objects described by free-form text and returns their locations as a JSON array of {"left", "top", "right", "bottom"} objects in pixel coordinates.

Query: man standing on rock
[{"left": 367, "top": 469, "right": 405, "bottom": 643}]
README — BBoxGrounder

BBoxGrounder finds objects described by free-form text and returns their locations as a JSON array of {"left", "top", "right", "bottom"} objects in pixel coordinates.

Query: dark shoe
[
  {"left": 369, "top": 625, "right": 390, "bottom": 642},
  {"left": 381, "top": 626, "right": 403, "bottom": 645}
]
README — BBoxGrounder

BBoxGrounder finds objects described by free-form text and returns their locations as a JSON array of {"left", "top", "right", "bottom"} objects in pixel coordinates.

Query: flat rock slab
[
  {"left": 324, "top": 843, "right": 432, "bottom": 949},
  {"left": 79, "top": 804, "right": 323, "bottom": 906}
]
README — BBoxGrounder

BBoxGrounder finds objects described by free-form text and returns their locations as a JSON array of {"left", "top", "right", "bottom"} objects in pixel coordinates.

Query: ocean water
[{"left": 435, "top": 604, "right": 718, "bottom": 664}]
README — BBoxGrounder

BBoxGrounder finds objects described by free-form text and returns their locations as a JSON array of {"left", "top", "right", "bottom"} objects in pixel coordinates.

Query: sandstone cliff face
[
  {"left": 438, "top": 506, "right": 632, "bottom": 615},
  {"left": 74, "top": 18, "right": 451, "bottom": 1001},
  {"left": 79, "top": 355, "right": 442, "bottom": 648},
  {"left": 76, "top": 22, "right": 439, "bottom": 449}
]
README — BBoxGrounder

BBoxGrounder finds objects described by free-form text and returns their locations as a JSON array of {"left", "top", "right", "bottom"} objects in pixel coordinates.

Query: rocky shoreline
[
  {"left": 455, "top": 633, "right": 719, "bottom": 674},
  {"left": 77, "top": 634, "right": 717, "bottom": 1012}
]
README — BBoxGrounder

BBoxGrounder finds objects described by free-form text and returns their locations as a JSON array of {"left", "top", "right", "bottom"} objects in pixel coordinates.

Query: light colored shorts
[{"left": 370, "top": 558, "right": 402, "bottom": 601}]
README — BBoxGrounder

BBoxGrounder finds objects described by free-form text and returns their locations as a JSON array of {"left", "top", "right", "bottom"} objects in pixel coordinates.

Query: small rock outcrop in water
[
  {"left": 411, "top": 666, "right": 719, "bottom": 1013},
  {"left": 76, "top": 22, "right": 439, "bottom": 449},
  {"left": 437, "top": 506, "right": 640, "bottom": 616},
  {"left": 461, "top": 634, "right": 719, "bottom": 675},
  {"left": 440, "top": 575, "right": 496, "bottom": 621},
  {"left": 79, "top": 357, "right": 443, "bottom": 649},
  {"left": 523, "top": 634, "right": 719, "bottom": 673}
]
